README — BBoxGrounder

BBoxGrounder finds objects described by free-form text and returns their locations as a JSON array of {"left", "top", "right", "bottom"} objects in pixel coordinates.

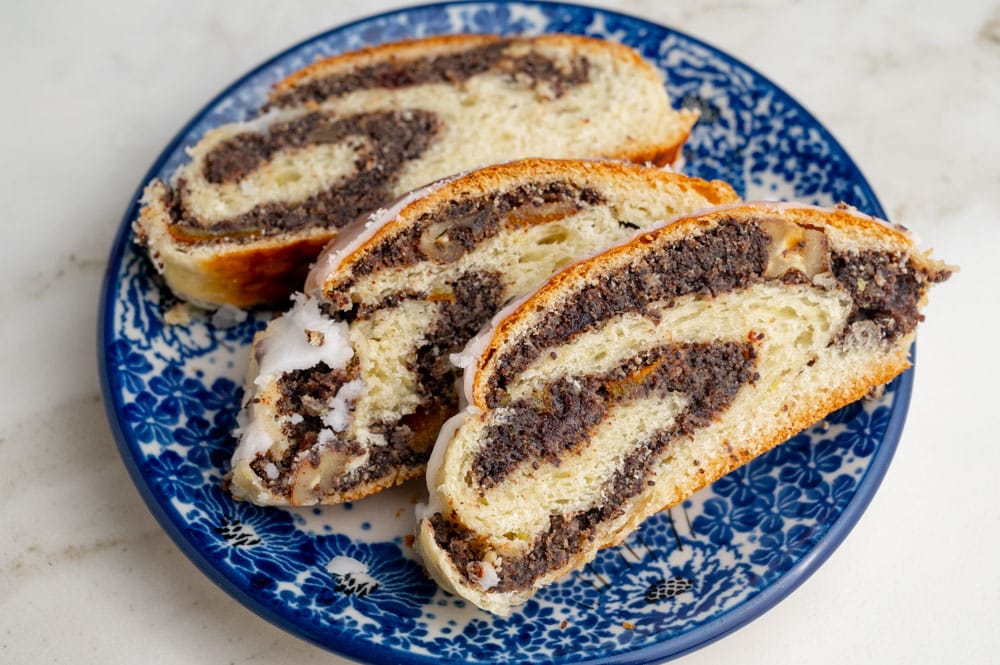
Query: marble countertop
[{"left": 2, "top": 1, "right": 997, "bottom": 663}]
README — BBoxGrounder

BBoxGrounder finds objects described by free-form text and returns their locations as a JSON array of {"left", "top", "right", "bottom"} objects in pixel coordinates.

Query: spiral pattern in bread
[
  {"left": 133, "top": 34, "right": 698, "bottom": 308},
  {"left": 414, "top": 202, "right": 952, "bottom": 615}
]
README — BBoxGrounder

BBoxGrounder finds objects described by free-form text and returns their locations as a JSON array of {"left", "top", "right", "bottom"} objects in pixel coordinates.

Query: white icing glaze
[
  {"left": 231, "top": 293, "right": 355, "bottom": 464},
  {"left": 231, "top": 408, "right": 274, "bottom": 464},
  {"left": 253, "top": 293, "right": 353, "bottom": 385},
  {"left": 316, "top": 428, "right": 336, "bottom": 447},
  {"left": 476, "top": 560, "right": 499, "bottom": 590},
  {"left": 322, "top": 379, "right": 365, "bottom": 432},
  {"left": 453, "top": 293, "right": 535, "bottom": 406},
  {"left": 422, "top": 411, "right": 472, "bottom": 515}
]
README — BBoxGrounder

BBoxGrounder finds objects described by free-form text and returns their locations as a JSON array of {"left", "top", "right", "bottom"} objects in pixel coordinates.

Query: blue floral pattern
[{"left": 100, "top": 3, "right": 908, "bottom": 664}]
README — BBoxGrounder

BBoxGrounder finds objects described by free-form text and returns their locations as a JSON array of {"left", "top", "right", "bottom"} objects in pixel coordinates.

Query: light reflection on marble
[{"left": 1, "top": 1, "right": 996, "bottom": 663}]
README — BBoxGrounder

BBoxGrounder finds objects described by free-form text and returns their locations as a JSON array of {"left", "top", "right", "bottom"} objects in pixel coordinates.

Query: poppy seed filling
[
  {"left": 266, "top": 39, "right": 591, "bottom": 109},
  {"left": 166, "top": 110, "right": 441, "bottom": 243},
  {"left": 431, "top": 340, "right": 758, "bottom": 593},
  {"left": 258, "top": 272, "right": 507, "bottom": 496},
  {"left": 485, "top": 218, "right": 941, "bottom": 406},
  {"left": 428, "top": 215, "right": 945, "bottom": 595},
  {"left": 165, "top": 40, "right": 592, "bottom": 246}
]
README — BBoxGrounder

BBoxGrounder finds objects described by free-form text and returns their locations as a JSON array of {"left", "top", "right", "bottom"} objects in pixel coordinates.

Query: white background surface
[{"left": 2, "top": 1, "right": 997, "bottom": 663}]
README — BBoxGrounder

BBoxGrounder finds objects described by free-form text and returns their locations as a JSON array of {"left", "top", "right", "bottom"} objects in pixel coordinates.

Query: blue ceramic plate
[{"left": 99, "top": 3, "right": 906, "bottom": 663}]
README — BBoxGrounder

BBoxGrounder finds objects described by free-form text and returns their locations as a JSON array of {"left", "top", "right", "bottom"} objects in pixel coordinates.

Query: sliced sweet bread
[
  {"left": 134, "top": 34, "right": 698, "bottom": 308},
  {"left": 414, "top": 202, "right": 953, "bottom": 615},
  {"left": 227, "top": 158, "right": 739, "bottom": 506}
]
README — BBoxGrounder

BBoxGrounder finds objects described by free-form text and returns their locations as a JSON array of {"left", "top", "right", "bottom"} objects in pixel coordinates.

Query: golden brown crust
[
  {"left": 468, "top": 203, "right": 935, "bottom": 408},
  {"left": 271, "top": 33, "right": 656, "bottom": 101},
  {"left": 135, "top": 180, "right": 337, "bottom": 308},
  {"left": 320, "top": 158, "right": 736, "bottom": 299},
  {"left": 187, "top": 236, "right": 335, "bottom": 310},
  {"left": 137, "top": 34, "right": 700, "bottom": 309},
  {"left": 416, "top": 202, "right": 950, "bottom": 614}
]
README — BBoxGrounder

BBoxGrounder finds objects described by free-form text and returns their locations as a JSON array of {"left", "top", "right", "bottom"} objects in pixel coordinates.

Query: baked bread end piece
[{"left": 134, "top": 180, "right": 335, "bottom": 309}]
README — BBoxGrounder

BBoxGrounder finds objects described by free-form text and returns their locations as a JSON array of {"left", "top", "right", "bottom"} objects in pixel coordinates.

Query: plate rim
[{"left": 97, "top": 2, "right": 907, "bottom": 663}]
